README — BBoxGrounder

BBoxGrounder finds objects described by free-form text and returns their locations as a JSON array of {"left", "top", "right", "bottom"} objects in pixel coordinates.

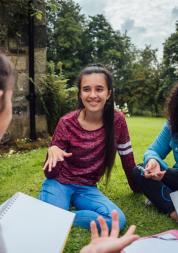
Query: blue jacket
[{"left": 144, "top": 122, "right": 178, "bottom": 170}]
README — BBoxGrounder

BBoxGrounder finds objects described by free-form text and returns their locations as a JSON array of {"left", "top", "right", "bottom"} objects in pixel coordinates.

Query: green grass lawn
[{"left": 0, "top": 117, "right": 177, "bottom": 252}]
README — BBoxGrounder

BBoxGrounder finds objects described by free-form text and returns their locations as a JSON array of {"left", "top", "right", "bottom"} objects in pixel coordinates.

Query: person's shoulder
[
  {"left": 60, "top": 110, "right": 79, "bottom": 122},
  {"left": 161, "top": 121, "right": 170, "bottom": 133},
  {"left": 114, "top": 110, "right": 125, "bottom": 122}
]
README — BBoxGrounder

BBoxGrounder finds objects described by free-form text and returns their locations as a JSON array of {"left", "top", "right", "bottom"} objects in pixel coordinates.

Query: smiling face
[{"left": 79, "top": 73, "right": 111, "bottom": 114}]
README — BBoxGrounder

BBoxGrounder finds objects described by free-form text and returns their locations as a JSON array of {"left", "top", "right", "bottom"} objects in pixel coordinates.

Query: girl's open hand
[
  {"left": 43, "top": 145, "right": 72, "bottom": 172},
  {"left": 80, "top": 210, "right": 139, "bottom": 253}
]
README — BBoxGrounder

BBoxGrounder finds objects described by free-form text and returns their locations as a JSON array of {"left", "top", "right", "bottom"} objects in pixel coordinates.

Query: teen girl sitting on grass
[{"left": 39, "top": 64, "right": 139, "bottom": 231}]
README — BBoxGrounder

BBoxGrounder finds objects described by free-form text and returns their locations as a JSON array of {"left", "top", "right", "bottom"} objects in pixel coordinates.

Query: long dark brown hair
[
  {"left": 0, "top": 53, "right": 14, "bottom": 112},
  {"left": 77, "top": 64, "right": 116, "bottom": 183},
  {"left": 166, "top": 82, "right": 178, "bottom": 136}
]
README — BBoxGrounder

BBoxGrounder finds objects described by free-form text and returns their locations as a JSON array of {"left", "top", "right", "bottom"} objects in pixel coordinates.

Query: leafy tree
[
  {"left": 124, "top": 46, "right": 162, "bottom": 115},
  {"left": 47, "top": 0, "right": 86, "bottom": 83},
  {"left": 163, "top": 21, "right": 178, "bottom": 73},
  {"left": 161, "top": 21, "right": 178, "bottom": 101},
  {"left": 82, "top": 15, "right": 114, "bottom": 64}
]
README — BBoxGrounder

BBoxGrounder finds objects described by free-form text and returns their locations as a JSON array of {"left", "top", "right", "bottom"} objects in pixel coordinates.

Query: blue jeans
[{"left": 39, "top": 179, "right": 126, "bottom": 231}]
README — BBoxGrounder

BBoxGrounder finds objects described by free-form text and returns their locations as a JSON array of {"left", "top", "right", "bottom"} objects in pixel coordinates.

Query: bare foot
[{"left": 170, "top": 211, "right": 178, "bottom": 221}]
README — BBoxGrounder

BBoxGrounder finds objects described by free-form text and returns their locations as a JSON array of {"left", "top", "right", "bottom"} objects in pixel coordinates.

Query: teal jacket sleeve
[{"left": 144, "top": 122, "right": 171, "bottom": 170}]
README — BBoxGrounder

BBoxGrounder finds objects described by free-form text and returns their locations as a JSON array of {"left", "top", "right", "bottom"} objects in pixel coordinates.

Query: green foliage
[
  {"left": 161, "top": 21, "right": 178, "bottom": 100},
  {"left": 83, "top": 14, "right": 114, "bottom": 63},
  {"left": 40, "top": 61, "right": 78, "bottom": 133},
  {"left": 0, "top": 117, "right": 177, "bottom": 253},
  {"left": 47, "top": 0, "right": 85, "bottom": 82},
  {"left": 0, "top": 0, "right": 46, "bottom": 44},
  {"left": 163, "top": 22, "right": 178, "bottom": 68},
  {"left": 118, "top": 45, "right": 163, "bottom": 116}
]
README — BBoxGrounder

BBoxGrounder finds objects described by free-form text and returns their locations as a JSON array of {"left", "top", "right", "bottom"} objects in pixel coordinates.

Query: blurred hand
[
  {"left": 144, "top": 159, "right": 165, "bottom": 180},
  {"left": 80, "top": 210, "right": 139, "bottom": 253},
  {"left": 43, "top": 145, "right": 72, "bottom": 172}
]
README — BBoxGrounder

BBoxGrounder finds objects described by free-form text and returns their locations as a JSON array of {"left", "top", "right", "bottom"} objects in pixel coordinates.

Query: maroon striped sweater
[{"left": 44, "top": 110, "right": 139, "bottom": 192}]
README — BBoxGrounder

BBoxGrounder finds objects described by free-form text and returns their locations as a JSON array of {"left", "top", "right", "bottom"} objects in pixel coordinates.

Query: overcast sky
[{"left": 74, "top": 0, "right": 178, "bottom": 59}]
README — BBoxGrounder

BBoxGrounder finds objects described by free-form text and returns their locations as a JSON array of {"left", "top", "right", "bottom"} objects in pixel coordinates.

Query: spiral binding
[{"left": 0, "top": 192, "right": 20, "bottom": 220}]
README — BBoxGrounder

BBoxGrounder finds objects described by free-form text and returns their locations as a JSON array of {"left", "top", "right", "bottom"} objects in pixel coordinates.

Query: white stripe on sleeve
[
  {"left": 118, "top": 147, "right": 133, "bottom": 156},
  {"left": 118, "top": 141, "right": 131, "bottom": 149}
]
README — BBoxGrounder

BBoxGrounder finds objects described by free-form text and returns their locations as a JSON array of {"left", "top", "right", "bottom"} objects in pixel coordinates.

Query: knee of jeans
[{"left": 39, "top": 179, "right": 69, "bottom": 208}]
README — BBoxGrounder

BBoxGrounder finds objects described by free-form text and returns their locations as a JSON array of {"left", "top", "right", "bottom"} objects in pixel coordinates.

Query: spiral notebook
[{"left": 0, "top": 192, "right": 75, "bottom": 253}]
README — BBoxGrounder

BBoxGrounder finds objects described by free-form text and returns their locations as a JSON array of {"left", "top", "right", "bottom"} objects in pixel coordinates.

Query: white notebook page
[{"left": 0, "top": 192, "right": 75, "bottom": 253}]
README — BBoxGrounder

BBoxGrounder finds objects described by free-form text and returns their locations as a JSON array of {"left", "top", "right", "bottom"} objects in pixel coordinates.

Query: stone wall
[
  {"left": 8, "top": 47, "right": 48, "bottom": 139},
  {"left": 0, "top": 4, "right": 48, "bottom": 141}
]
